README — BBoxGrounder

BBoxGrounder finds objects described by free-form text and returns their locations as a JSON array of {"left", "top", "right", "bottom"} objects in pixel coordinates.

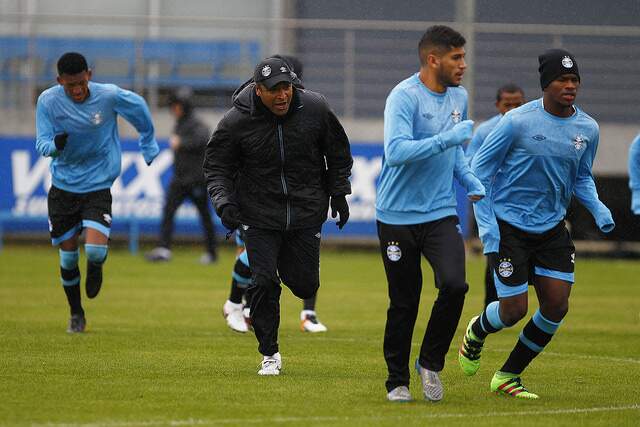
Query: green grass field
[{"left": 1, "top": 244, "right": 639, "bottom": 426}]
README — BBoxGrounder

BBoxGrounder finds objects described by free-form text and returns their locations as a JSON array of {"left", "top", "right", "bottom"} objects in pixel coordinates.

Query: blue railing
[{"left": 0, "top": 36, "right": 261, "bottom": 88}]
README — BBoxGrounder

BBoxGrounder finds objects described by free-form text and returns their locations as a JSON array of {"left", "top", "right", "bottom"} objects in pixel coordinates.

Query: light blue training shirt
[
  {"left": 376, "top": 73, "right": 483, "bottom": 225},
  {"left": 36, "top": 82, "right": 159, "bottom": 193},
  {"left": 472, "top": 98, "right": 614, "bottom": 254},
  {"left": 466, "top": 113, "right": 501, "bottom": 162},
  {"left": 630, "top": 134, "right": 640, "bottom": 214}
]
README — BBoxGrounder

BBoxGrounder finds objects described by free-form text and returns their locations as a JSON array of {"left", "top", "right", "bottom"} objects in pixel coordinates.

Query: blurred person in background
[
  {"left": 222, "top": 55, "right": 330, "bottom": 334},
  {"left": 36, "top": 52, "right": 159, "bottom": 333},
  {"left": 146, "top": 89, "right": 218, "bottom": 264},
  {"left": 630, "top": 134, "right": 640, "bottom": 215},
  {"left": 459, "top": 49, "right": 614, "bottom": 399},
  {"left": 466, "top": 84, "right": 525, "bottom": 308},
  {"left": 205, "top": 56, "right": 352, "bottom": 376},
  {"left": 376, "top": 25, "right": 485, "bottom": 403}
]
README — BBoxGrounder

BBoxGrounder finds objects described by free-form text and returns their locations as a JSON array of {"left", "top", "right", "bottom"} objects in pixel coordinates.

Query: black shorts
[
  {"left": 491, "top": 219, "right": 575, "bottom": 297},
  {"left": 47, "top": 186, "right": 112, "bottom": 245}
]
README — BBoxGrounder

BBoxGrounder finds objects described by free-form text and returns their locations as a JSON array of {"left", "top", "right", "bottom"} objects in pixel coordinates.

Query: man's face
[
  {"left": 545, "top": 74, "right": 580, "bottom": 107},
  {"left": 170, "top": 102, "right": 184, "bottom": 119},
  {"left": 256, "top": 82, "right": 293, "bottom": 116},
  {"left": 57, "top": 70, "right": 91, "bottom": 103},
  {"left": 496, "top": 91, "right": 525, "bottom": 115},
  {"left": 434, "top": 47, "right": 467, "bottom": 87}
]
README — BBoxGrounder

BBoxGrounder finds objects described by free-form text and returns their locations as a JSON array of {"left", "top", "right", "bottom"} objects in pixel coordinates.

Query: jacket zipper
[{"left": 277, "top": 123, "right": 290, "bottom": 229}]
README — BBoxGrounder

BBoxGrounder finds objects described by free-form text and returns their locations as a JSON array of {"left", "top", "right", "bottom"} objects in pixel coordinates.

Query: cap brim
[{"left": 260, "top": 74, "right": 293, "bottom": 89}]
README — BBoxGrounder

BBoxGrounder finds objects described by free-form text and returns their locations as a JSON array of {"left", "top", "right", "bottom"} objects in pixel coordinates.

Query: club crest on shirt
[
  {"left": 451, "top": 109, "right": 461, "bottom": 124},
  {"left": 498, "top": 258, "right": 514, "bottom": 278},
  {"left": 573, "top": 135, "right": 586, "bottom": 150},
  {"left": 386, "top": 241, "right": 402, "bottom": 262},
  {"left": 91, "top": 111, "right": 103, "bottom": 125}
]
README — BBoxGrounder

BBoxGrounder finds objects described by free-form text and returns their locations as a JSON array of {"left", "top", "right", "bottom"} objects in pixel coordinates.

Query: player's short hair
[
  {"left": 57, "top": 52, "right": 88, "bottom": 76},
  {"left": 418, "top": 25, "right": 466, "bottom": 65},
  {"left": 496, "top": 83, "right": 524, "bottom": 102}
]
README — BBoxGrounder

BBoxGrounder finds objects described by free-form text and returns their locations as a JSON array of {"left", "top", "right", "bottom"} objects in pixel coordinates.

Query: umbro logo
[
  {"left": 532, "top": 134, "right": 547, "bottom": 141},
  {"left": 422, "top": 113, "right": 434, "bottom": 120}
]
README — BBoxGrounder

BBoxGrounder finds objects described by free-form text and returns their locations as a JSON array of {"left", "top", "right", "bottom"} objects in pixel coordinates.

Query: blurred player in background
[
  {"left": 466, "top": 84, "right": 525, "bottom": 307},
  {"left": 146, "top": 89, "right": 218, "bottom": 264},
  {"left": 204, "top": 56, "right": 352, "bottom": 376},
  {"left": 222, "top": 55, "right": 330, "bottom": 334},
  {"left": 630, "top": 133, "right": 640, "bottom": 215},
  {"left": 459, "top": 49, "right": 614, "bottom": 399},
  {"left": 36, "top": 52, "right": 159, "bottom": 333},
  {"left": 377, "top": 26, "right": 485, "bottom": 402}
]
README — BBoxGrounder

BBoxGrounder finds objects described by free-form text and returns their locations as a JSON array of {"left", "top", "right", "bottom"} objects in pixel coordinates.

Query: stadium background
[{"left": 1, "top": 0, "right": 639, "bottom": 249}]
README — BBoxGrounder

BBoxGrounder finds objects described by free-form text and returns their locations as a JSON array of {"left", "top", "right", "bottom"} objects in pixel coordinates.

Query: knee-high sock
[
  {"left": 59, "top": 249, "right": 82, "bottom": 315},
  {"left": 85, "top": 244, "right": 108, "bottom": 265},
  {"left": 501, "top": 309, "right": 562, "bottom": 374},
  {"left": 471, "top": 300, "right": 506, "bottom": 340},
  {"left": 229, "top": 250, "right": 251, "bottom": 304}
]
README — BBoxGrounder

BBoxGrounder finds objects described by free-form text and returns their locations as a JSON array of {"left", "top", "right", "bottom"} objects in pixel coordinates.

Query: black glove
[
  {"left": 220, "top": 204, "right": 241, "bottom": 231},
  {"left": 54, "top": 133, "right": 69, "bottom": 151},
  {"left": 330, "top": 195, "right": 349, "bottom": 229}
]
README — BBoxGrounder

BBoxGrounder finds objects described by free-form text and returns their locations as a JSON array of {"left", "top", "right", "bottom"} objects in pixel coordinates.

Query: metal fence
[{"left": 1, "top": 13, "right": 640, "bottom": 124}]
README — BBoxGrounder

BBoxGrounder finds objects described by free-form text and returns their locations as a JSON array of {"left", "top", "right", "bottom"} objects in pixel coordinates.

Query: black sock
[
  {"left": 303, "top": 294, "right": 317, "bottom": 311},
  {"left": 229, "top": 279, "right": 245, "bottom": 304},
  {"left": 63, "top": 284, "right": 83, "bottom": 315},
  {"left": 500, "top": 312, "right": 557, "bottom": 374}
]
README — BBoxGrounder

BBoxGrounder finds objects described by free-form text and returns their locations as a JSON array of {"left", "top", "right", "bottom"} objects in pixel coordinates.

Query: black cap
[
  {"left": 253, "top": 57, "right": 295, "bottom": 89},
  {"left": 538, "top": 49, "right": 580, "bottom": 89}
]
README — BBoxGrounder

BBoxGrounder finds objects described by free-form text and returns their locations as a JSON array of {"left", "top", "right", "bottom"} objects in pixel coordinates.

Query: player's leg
[
  {"left": 147, "top": 180, "right": 186, "bottom": 262},
  {"left": 377, "top": 221, "right": 422, "bottom": 402},
  {"left": 82, "top": 189, "right": 112, "bottom": 299},
  {"left": 243, "top": 227, "right": 283, "bottom": 375},
  {"left": 223, "top": 248, "right": 251, "bottom": 333},
  {"left": 459, "top": 220, "right": 530, "bottom": 377},
  {"left": 278, "top": 226, "right": 321, "bottom": 307},
  {"left": 418, "top": 216, "right": 469, "bottom": 401},
  {"left": 300, "top": 293, "right": 327, "bottom": 333},
  {"left": 190, "top": 184, "right": 218, "bottom": 264},
  {"left": 493, "top": 223, "right": 574, "bottom": 399},
  {"left": 48, "top": 186, "right": 85, "bottom": 332}
]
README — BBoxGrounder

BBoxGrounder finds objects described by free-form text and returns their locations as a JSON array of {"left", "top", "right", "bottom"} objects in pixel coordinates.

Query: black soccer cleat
[
  {"left": 67, "top": 313, "right": 86, "bottom": 333},
  {"left": 85, "top": 261, "right": 103, "bottom": 299}
]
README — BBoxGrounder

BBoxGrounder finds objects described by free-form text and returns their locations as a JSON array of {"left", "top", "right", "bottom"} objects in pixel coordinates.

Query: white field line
[{"left": 29, "top": 403, "right": 640, "bottom": 427}]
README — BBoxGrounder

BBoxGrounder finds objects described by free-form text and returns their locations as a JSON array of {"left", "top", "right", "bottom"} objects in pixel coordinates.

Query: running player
[
  {"left": 630, "top": 133, "right": 640, "bottom": 215},
  {"left": 377, "top": 26, "right": 485, "bottom": 402},
  {"left": 459, "top": 49, "right": 614, "bottom": 398},
  {"left": 36, "top": 52, "right": 159, "bottom": 333}
]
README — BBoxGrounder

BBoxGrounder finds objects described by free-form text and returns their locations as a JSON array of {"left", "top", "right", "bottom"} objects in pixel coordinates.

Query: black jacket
[
  {"left": 204, "top": 83, "right": 352, "bottom": 230},
  {"left": 173, "top": 113, "right": 211, "bottom": 185}
]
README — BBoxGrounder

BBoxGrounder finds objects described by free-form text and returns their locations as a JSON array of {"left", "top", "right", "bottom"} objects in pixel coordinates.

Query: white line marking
[{"left": 30, "top": 403, "right": 640, "bottom": 427}]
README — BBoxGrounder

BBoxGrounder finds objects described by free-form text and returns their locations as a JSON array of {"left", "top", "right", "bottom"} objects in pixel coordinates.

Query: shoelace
[
  {"left": 305, "top": 315, "right": 319, "bottom": 324},
  {"left": 462, "top": 333, "right": 484, "bottom": 360},
  {"left": 261, "top": 358, "right": 279, "bottom": 370}
]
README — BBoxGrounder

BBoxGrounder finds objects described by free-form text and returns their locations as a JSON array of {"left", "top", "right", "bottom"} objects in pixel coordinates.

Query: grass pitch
[{"left": 1, "top": 243, "right": 639, "bottom": 426}]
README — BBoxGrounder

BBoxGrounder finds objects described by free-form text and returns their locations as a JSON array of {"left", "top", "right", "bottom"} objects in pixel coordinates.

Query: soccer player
[
  {"left": 36, "top": 52, "right": 159, "bottom": 333},
  {"left": 376, "top": 26, "right": 485, "bottom": 402},
  {"left": 146, "top": 89, "right": 218, "bottom": 264},
  {"left": 204, "top": 57, "right": 352, "bottom": 376},
  {"left": 630, "top": 134, "right": 640, "bottom": 215},
  {"left": 467, "top": 84, "right": 525, "bottom": 307},
  {"left": 222, "top": 55, "right": 329, "bottom": 334},
  {"left": 459, "top": 49, "right": 615, "bottom": 399}
]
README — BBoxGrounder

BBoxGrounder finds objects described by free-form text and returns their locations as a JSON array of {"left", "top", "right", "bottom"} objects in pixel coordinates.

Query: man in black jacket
[
  {"left": 147, "top": 90, "right": 217, "bottom": 263},
  {"left": 204, "top": 56, "right": 353, "bottom": 376}
]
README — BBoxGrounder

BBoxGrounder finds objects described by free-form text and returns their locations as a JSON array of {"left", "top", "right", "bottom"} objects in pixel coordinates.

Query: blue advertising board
[{"left": 0, "top": 136, "right": 470, "bottom": 242}]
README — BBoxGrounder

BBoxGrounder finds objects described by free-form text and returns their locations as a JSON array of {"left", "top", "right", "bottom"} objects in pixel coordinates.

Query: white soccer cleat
[
  {"left": 258, "top": 352, "right": 282, "bottom": 376},
  {"left": 222, "top": 300, "right": 248, "bottom": 333},
  {"left": 415, "top": 359, "right": 444, "bottom": 401},
  {"left": 387, "top": 386, "right": 413, "bottom": 402},
  {"left": 300, "top": 310, "right": 328, "bottom": 333}
]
